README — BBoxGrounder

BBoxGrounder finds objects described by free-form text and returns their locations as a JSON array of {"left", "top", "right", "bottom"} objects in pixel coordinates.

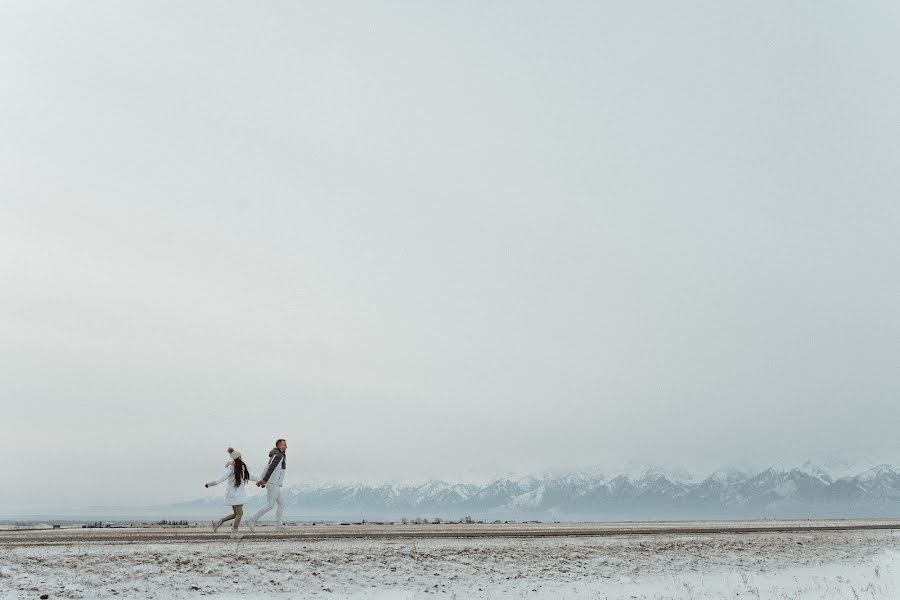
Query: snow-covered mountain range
[{"left": 168, "top": 462, "right": 900, "bottom": 520}]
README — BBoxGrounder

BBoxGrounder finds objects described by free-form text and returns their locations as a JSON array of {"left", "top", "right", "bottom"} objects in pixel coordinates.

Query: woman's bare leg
[{"left": 212, "top": 509, "right": 236, "bottom": 532}]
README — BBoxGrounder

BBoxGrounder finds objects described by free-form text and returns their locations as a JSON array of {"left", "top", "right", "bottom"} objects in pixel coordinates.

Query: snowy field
[{"left": 1, "top": 526, "right": 897, "bottom": 599}]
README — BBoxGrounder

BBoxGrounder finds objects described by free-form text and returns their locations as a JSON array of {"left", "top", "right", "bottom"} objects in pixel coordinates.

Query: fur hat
[{"left": 227, "top": 447, "right": 241, "bottom": 460}]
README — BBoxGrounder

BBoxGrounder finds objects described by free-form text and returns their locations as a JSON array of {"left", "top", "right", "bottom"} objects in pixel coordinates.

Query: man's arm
[{"left": 261, "top": 453, "right": 283, "bottom": 483}]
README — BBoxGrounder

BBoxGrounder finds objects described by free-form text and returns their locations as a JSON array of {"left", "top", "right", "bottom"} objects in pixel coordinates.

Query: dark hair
[
  {"left": 233, "top": 457, "right": 250, "bottom": 487},
  {"left": 276, "top": 439, "right": 286, "bottom": 446}
]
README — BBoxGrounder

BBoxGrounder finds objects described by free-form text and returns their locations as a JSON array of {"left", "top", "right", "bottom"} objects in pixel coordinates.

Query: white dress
[{"left": 208, "top": 461, "right": 260, "bottom": 506}]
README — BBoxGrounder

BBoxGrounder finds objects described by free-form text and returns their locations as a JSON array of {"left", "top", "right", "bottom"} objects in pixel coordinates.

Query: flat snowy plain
[{"left": 1, "top": 522, "right": 898, "bottom": 599}]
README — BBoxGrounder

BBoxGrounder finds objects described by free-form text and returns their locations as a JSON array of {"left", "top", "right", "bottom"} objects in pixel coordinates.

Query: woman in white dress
[{"left": 205, "top": 447, "right": 259, "bottom": 538}]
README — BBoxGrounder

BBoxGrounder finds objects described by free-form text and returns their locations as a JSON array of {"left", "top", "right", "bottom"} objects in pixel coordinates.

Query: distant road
[{"left": 3, "top": 519, "right": 900, "bottom": 546}]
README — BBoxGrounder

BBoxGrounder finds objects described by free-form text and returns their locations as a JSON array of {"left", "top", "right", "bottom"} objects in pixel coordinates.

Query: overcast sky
[{"left": 1, "top": 1, "right": 898, "bottom": 513}]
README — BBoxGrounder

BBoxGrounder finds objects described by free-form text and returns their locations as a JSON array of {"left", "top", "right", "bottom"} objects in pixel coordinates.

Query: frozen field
[{"left": 1, "top": 522, "right": 898, "bottom": 599}]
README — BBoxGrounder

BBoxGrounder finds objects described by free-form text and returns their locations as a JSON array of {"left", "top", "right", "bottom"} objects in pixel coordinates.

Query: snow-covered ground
[{"left": 1, "top": 528, "right": 897, "bottom": 599}]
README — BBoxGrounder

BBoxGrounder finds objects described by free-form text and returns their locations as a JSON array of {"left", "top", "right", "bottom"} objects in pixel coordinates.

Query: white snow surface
[{"left": 1, "top": 528, "right": 898, "bottom": 599}]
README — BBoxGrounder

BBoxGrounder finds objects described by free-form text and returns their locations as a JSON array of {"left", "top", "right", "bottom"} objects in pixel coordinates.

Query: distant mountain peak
[{"left": 147, "top": 460, "right": 900, "bottom": 522}]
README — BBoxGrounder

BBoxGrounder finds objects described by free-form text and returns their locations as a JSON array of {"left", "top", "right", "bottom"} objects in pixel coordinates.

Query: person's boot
[
  {"left": 245, "top": 519, "right": 256, "bottom": 533},
  {"left": 230, "top": 529, "right": 243, "bottom": 539},
  {"left": 211, "top": 519, "right": 223, "bottom": 533}
]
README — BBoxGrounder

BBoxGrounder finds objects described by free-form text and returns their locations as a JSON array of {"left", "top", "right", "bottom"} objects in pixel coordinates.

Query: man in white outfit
[{"left": 246, "top": 439, "right": 288, "bottom": 531}]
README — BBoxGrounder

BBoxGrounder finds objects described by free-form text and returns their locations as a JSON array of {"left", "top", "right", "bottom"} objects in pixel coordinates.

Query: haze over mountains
[{"left": 153, "top": 462, "right": 900, "bottom": 521}]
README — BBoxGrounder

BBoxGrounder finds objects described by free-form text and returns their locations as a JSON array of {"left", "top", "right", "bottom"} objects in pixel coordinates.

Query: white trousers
[{"left": 251, "top": 483, "right": 284, "bottom": 526}]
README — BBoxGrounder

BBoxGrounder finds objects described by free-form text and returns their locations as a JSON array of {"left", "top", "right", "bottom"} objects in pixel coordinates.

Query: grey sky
[{"left": 1, "top": 1, "right": 898, "bottom": 512}]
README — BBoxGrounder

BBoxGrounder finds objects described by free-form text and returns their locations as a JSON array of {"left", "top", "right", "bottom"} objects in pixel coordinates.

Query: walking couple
[{"left": 204, "top": 438, "right": 288, "bottom": 538}]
